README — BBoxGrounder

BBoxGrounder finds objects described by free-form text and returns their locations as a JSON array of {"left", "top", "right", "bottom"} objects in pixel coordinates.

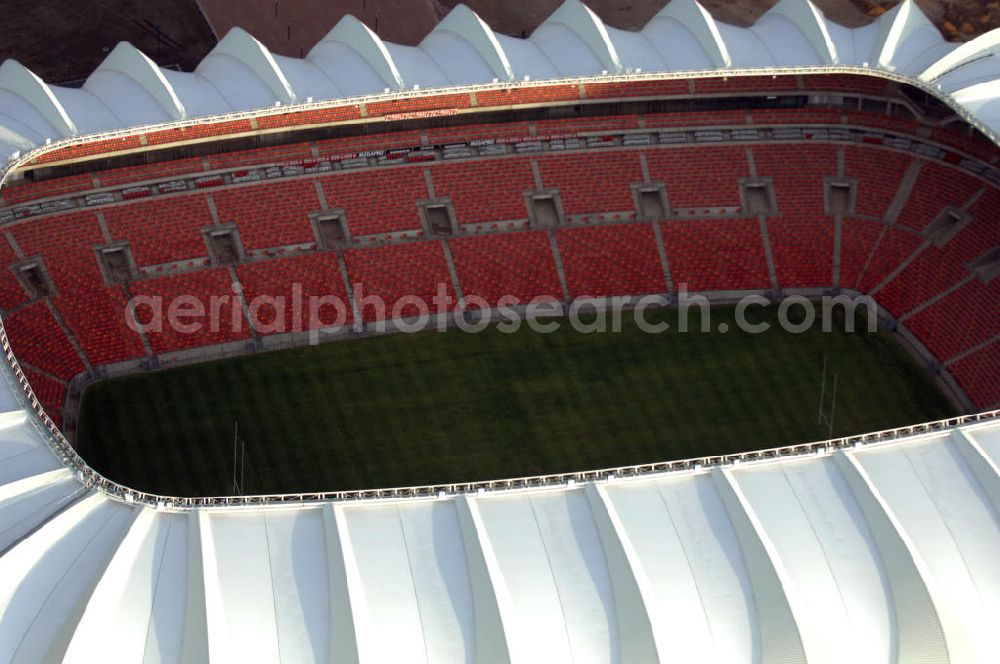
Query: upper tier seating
[
  {"left": 96, "top": 158, "right": 204, "bottom": 188},
  {"left": 316, "top": 131, "right": 423, "bottom": 159},
  {"left": 2, "top": 174, "right": 94, "bottom": 205},
  {"left": 206, "top": 144, "right": 313, "bottom": 170},
  {"left": 643, "top": 110, "right": 747, "bottom": 128}
]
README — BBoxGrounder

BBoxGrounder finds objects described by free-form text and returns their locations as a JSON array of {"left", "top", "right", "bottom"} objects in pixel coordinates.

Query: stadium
[{"left": 0, "top": 0, "right": 998, "bottom": 661}]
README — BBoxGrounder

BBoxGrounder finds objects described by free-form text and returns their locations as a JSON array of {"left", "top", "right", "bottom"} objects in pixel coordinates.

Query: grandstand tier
[{"left": 0, "top": 102, "right": 998, "bottom": 422}]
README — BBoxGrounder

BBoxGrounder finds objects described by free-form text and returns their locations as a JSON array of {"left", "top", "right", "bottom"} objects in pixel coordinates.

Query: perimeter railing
[{"left": 0, "top": 65, "right": 997, "bottom": 509}]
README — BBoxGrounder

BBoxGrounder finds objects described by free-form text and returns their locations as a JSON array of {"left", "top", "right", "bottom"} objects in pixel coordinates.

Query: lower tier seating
[
  {"left": 4, "top": 301, "right": 85, "bottom": 381},
  {"left": 449, "top": 232, "right": 563, "bottom": 305},
  {"left": 105, "top": 195, "right": 215, "bottom": 266},
  {"left": 20, "top": 368, "right": 66, "bottom": 427},
  {"left": 950, "top": 344, "right": 1000, "bottom": 410},
  {"left": 644, "top": 146, "right": 749, "bottom": 209},
  {"left": 856, "top": 227, "right": 924, "bottom": 296},
  {"left": 660, "top": 219, "right": 771, "bottom": 292},
  {"left": 556, "top": 224, "right": 666, "bottom": 297},
  {"left": 839, "top": 218, "right": 884, "bottom": 289},
  {"left": 12, "top": 211, "right": 146, "bottom": 365},
  {"left": 0, "top": 238, "right": 27, "bottom": 312},
  {"left": 875, "top": 190, "right": 999, "bottom": 317},
  {"left": 906, "top": 277, "right": 1000, "bottom": 362},
  {"left": 895, "top": 161, "right": 982, "bottom": 231},
  {"left": 843, "top": 145, "right": 911, "bottom": 219},
  {"left": 344, "top": 241, "right": 456, "bottom": 321},
  {"left": 129, "top": 268, "right": 251, "bottom": 354},
  {"left": 237, "top": 253, "right": 351, "bottom": 331}
]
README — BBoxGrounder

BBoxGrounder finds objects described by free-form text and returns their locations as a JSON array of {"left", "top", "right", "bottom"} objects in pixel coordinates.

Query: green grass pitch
[{"left": 75, "top": 305, "right": 957, "bottom": 497}]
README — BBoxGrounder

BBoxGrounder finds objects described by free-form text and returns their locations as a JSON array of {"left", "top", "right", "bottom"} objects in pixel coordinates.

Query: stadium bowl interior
[{"left": 0, "top": 1, "right": 999, "bottom": 661}]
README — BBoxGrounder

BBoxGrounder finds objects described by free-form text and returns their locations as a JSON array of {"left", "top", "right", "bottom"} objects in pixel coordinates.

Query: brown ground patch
[
  {"left": 1, "top": 0, "right": 999, "bottom": 83},
  {"left": 0, "top": 0, "right": 216, "bottom": 83}
]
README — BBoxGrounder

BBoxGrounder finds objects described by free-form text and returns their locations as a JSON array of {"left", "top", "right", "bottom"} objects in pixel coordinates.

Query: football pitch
[{"left": 76, "top": 305, "right": 957, "bottom": 497}]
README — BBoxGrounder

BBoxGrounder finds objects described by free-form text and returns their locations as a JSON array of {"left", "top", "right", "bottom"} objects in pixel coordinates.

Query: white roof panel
[
  {"left": 605, "top": 26, "right": 668, "bottom": 74},
  {"left": 84, "top": 70, "right": 172, "bottom": 127},
  {"left": 270, "top": 54, "right": 342, "bottom": 102},
  {"left": 307, "top": 42, "right": 390, "bottom": 97},
  {"left": 382, "top": 43, "right": 451, "bottom": 90},
  {"left": 853, "top": 433, "right": 1000, "bottom": 661},
  {"left": 733, "top": 457, "right": 894, "bottom": 662},
  {"left": 752, "top": 14, "right": 823, "bottom": 66},
  {"left": 48, "top": 85, "right": 123, "bottom": 134},
  {"left": 604, "top": 473, "right": 757, "bottom": 661},
  {"left": 494, "top": 34, "right": 559, "bottom": 81},
  {"left": 0, "top": 90, "right": 59, "bottom": 142},
  {"left": 420, "top": 32, "right": 498, "bottom": 85},
  {"left": 531, "top": 23, "right": 606, "bottom": 76},
  {"left": 159, "top": 69, "right": 232, "bottom": 118},
  {"left": 196, "top": 54, "right": 278, "bottom": 112}
]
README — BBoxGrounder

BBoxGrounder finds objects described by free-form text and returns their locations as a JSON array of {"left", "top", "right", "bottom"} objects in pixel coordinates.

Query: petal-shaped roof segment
[{"left": 2, "top": 0, "right": 1000, "bottom": 158}]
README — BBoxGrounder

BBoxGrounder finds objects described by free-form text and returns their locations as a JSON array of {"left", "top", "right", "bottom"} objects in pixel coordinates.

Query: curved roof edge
[{"left": 5, "top": 0, "right": 1000, "bottom": 162}]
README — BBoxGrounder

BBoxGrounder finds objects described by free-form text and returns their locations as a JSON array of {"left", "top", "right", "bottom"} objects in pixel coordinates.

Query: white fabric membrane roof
[
  {"left": 2, "top": 0, "right": 1000, "bottom": 661},
  {"left": 1, "top": 0, "right": 1000, "bottom": 162}
]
